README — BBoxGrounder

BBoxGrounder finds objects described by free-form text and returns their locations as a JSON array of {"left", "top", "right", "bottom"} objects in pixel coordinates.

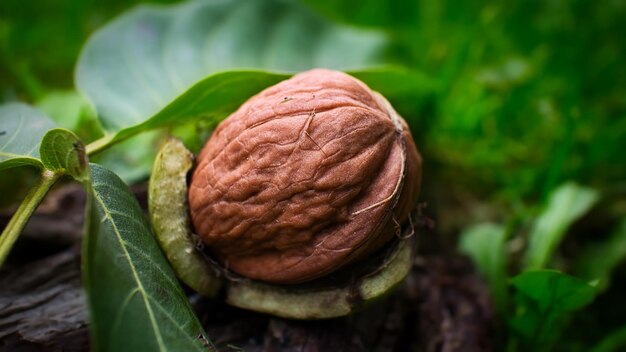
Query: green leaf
[
  {"left": 36, "top": 90, "right": 105, "bottom": 143},
  {"left": 91, "top": 131, "right": 162, "bottom": 184},
  {"left": 591, "top": 325, "right": 626, "bottom": 352},
  {"left": 349, "top": 67, "right": 440, "bottom": 99},
  {"left": 81, "top": 66, "right": 434, "bottom": 181},
  {"left": 40, "top": 128, "right": 89, "bottom": 182},
  {"left": 524, "top": 182, "right": 599, "bottom": 270},
  {"left": 510, "top": 270, "right": 596, "bottom": 345},
  {"left": 85, "top": 71, "right": 288, "bottom": 183},
  {"left": 93, "top": 131, "right": 163, "bottom": 185},
  {"left": 511, "top": 270, "right": 595, "bottom": 313},
  {"left": 0, "top": 103, "right": 56, "bottom": 170},
  {"left": 459, "top": 223, "right": 508, "bottom": 311},
  {"left": 84, "top": 164, "right": 213, "bottom": 351},
  {"left": 86, "top": 70, "right": 289, "bottom": 155},
  {"left": 85, "top": 67, "right": 437, "bottom": 157},
  {"left": 76, "top": 0, "right": 386, "bottom": 133},
  {"left": 301, "top": 0, "right": 419, "bottom": 29},
  {"left": 575, "top": 219, "right": 626, "bottom": 292}
]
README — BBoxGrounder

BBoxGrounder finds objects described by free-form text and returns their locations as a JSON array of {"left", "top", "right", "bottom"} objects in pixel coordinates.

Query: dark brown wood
[{"left": 0, "top": 245, "right": 88, "bottom": 352}]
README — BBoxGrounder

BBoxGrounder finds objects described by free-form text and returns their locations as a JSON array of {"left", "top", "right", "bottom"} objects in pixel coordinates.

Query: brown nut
[
  {"left": 188, "top": 69, "right": 422, "bottom": 284},
  {"left": 149, "top": 138, "right": 417, "bottom": 319}
]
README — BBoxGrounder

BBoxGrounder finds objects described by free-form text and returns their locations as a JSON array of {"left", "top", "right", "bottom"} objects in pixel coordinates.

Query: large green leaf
[
  {"left": 76, "top": 0, "right": 386, "bottom": 133},
  {"left": 84, "top": 164, "right": 213, "bottom": 351},
  {"left": 81, "top": 66, "right": 432, "bottom": 182},
  {"left": 510, "top": 270, "right": 596, "bottom": 346},
  {"left": 84, "top": 71, "right": 291, "bottom": 182},
  {"left": 301, "top": 0, "right": 419, "bottom": 29},
  {"left": 85, "top": 68, "right": 436, "bottom": 155},
  {"left": 86, "top": 70, "right": 289, "bottom": 154},
  {"left": 0, "top": 103, "right": 56, "bottom": 170},
  {"left": 524, "top": 182, "right": 599, "bottom": 270}
]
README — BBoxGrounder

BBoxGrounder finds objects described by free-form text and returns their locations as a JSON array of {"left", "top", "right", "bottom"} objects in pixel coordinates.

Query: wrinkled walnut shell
[
  {"left": 188, "top": 69, "right": 422, "bottom": 284},
  {"left": 149, "top": 138, "right": 417, "bottom": 319}
]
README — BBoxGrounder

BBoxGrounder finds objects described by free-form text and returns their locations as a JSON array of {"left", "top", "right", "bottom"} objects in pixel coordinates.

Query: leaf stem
[
  {"left": 86, "top": 134, "right": 114, "bottom": 156},
  {"left": 0, "top": 169, "right": 61, "bottom": 267}
]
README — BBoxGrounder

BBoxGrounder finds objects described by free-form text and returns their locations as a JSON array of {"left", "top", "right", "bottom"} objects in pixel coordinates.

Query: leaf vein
[{"left": 93, "top": 190, "right": 167, "bottom": 352}]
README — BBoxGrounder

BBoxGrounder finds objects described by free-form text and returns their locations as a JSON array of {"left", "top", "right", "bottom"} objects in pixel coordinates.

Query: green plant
[
  {"left": 0, "top": 0, "right": 433, "bottom": 349},
  {"left": 460, "top": 183, "right": 626, "bottom": 351},
  {"left": 2, "top": 0, "right": 625, "bottom": 350}
]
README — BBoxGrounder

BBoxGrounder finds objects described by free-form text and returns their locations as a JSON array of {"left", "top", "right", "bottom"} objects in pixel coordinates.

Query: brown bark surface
[{"left": 0, "top": 183, "right": 493, "bottom": 352}]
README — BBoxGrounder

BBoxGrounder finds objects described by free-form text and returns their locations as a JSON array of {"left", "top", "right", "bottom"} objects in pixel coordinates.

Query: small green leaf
[
  {"left": 591, "top": 325, "right": 626, "bottom": 352},
  {"left": 40, "top": 128, "right": 88, "bottom": 182},
  {"left": 510, "top": 270, "right": 596, "bottom": 345},
  {"left": 511, "top": 270, "right": 596, "bottom": 312},
  {"left": 459, "top": 223, "right": 508, "bottom": 310},
  {"left": 524, "top": 182, "right": 599, "bottom": 270},
  {"left": 76, "top": 0, "right": 386, "bottom": 133},
  {"left": 84, "top": 164, "right": 213, "bottom": 351},
  {"left": 0, "top": 103, "right": 56, "bottom": 170},
  {"left": 575, "top": 219, "right": 626, "bottom": 292}
]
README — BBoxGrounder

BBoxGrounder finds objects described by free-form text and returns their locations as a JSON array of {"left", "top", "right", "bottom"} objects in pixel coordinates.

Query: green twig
[
  {"left": 0, "top": 169, "right": 61, "bottom": 267},
  {"left": 85, "top": 134, "right": 114, "bottom": 156}
]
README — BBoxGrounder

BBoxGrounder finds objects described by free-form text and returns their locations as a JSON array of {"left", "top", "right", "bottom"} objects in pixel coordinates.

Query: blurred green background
[
  {"left": 2, "top": 0, "right": 626, "bottom": 350},
  {"left": 3, "top": 0, "right": 625, "bottom": 202}
]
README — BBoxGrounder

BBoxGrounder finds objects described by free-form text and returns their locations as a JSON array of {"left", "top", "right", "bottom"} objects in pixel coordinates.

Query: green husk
[
  {"left": 226, "top": 237, "right": 413, "bottom": 319},
  {"left": 148, "top": 138, "right": 221, "bottom": 297}
]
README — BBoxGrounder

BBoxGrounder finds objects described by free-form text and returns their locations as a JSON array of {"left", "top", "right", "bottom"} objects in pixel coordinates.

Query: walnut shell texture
[{"left": 188, "top": 69, "right": 421, "bottom": 284}]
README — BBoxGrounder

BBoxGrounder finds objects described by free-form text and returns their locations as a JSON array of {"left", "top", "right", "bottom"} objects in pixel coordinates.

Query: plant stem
[
  {"left": 0, "top": 169, "right": 61, "bottom": 267},
  {"left": 86, "top": 134, "right": 114, "bottom": 156}
]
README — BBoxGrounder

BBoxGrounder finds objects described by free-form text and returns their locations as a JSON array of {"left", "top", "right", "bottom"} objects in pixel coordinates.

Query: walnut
[{"left": 188, "top": 69, "right": 421, "bottom": 284}]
